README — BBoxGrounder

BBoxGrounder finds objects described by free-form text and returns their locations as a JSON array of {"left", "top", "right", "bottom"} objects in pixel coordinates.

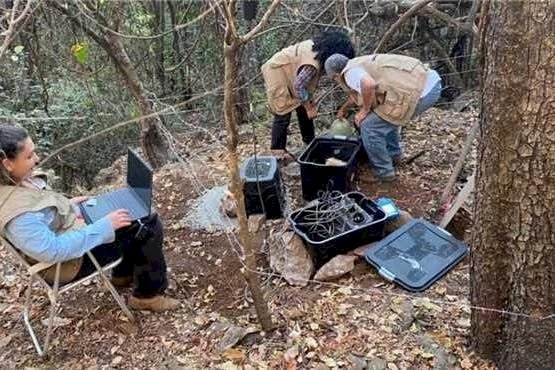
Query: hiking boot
[
  {"left": 379, "top": 174, "right": 396, "bottom": 183},
  {"left": 128, "top": 295, "right": 181, "bottom": 312},
  {"left": 110, "top": 275, "right": 133, "bottom": 288}
]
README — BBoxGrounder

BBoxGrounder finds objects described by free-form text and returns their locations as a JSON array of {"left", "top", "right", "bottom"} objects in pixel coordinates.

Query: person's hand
[
  {"left": 70, "top": 195, "right": 90, "bottom": 205},
  {"left": 355, "top": 109, "right": 370, "bottom": 127},
  {"left": 336, "top": 107, "right": 347, "bottom": 119},
  {"left": 107, "top": 209, "right": 132, "bottom": 230},
  {"left": 304, "top": 102, "right": 318, "bottom": 119}
]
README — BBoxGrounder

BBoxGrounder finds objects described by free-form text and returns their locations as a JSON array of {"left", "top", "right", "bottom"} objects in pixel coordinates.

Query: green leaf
[
  {"left": 71, "top": 42, "right": 89, "bottom": 64},
  {"left": 13, "top": 45, "right": 24, "bottom": 54}
]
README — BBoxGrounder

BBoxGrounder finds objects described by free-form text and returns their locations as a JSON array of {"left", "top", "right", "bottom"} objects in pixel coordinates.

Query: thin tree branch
[
  {"left": 240, "top": 0, "right": 280, "bottom": 43},
  {"left": 374, "top": 0, "right": 435, "bottom": 53}
]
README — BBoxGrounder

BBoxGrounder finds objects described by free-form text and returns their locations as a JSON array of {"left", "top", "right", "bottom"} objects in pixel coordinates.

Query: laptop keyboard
[{"left": 84, "top": 189, "right": 148, "bottom": 223}]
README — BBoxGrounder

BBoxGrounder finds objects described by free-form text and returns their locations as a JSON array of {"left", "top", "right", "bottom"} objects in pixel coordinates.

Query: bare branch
[
  {"left": 72, "top": 0, "right": 222, "bottom": 40},
  {"left": 0, "top": 0, "right": 39, "bottom": 62},
  {"left": 374, "top": 0, "right": 435, "bottom": 54},
  {"left": 240, "top": 0, "right": 281, "bottom": 43}
]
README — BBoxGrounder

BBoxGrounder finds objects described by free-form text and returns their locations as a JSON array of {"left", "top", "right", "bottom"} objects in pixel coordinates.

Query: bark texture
[{"left": 471, "top": 1, "right": 555, "bottom": 369}]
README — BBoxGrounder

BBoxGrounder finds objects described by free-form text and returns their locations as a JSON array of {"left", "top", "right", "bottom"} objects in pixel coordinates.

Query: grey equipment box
[{"left": 364, "top": 219, "right": 469, "bottom": 292}]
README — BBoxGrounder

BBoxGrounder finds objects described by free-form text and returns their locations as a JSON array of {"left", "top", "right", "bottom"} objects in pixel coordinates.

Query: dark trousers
[
  {"left": 75, "top": 214, "right": 168, "bottom": 298},
  {"left": 270, "top": 105, "right": 315, "bottom": 150}
]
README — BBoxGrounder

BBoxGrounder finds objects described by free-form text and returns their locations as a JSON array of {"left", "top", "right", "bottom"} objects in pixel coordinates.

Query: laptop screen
[{"left": 127, "top": 148, "right": 153, "bottom": 210}]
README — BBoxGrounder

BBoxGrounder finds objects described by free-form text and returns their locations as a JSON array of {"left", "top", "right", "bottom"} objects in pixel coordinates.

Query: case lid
[
  {"left": 240, "top": 156, "right": 278, "bottom": 182},
  {"left": 364, "top": 219, "right": 469, "bottom": 292}
]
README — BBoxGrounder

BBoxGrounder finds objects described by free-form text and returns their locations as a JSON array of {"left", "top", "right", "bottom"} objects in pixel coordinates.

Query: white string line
[
  {"left": 155, "top": 122, "right": 554, "bottom": 322},
  {"left": 151, "top": 99, "right": 247, "bottom": 260},
  {"left": 2, "top": 85, "right": 546, "bottom": 323},
  {"left": 147, "top": 99, "right": 552, "bottom": 323}
]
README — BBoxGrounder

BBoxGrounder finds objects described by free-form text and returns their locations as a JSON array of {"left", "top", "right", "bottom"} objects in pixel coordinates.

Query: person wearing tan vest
[
  {"left": 0, "top": 125, "right": 180, "bottom": 312},
  {"left": 261, "top": 31, "right": 354, "bottom": 159},
  {"left": 325, "top": 53, "right": 442, "bottom": 181}
]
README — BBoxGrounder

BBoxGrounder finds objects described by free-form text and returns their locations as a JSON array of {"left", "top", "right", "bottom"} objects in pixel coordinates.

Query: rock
[
  {"left": 367, "top": 358, "right": 387, "bottom": 370},
  {"left": 269, "top": 231, "right": 314, "bottom": 286},
  {"left": 248, "top": 214, "right": 267, "bottom": 250},
  {"left": 348, "top": 354, "right": 368, "bottom": 370},
  {"left": 314, "top": 255, "right": 358, "bottom": 281},
  {"left": 217, "top": 325, "right": 248, "bottom": 352},
  {"left": 348, "top": 242, "right": 378, "bottom": 257},
  {"left": 220, "top": 191, "right": 237, "bottom": 218},
  {"left": 281, "top": 162, "right": 301, "bottom": 178},
  {"left": 416, "top": 335, "right": 457, "bottom": 370},
  {"left": 248, "top": 214, "right": 266, "bottom": 233},
  {"left": 384, "top": 210, "right": 413, "bottom": 234}
]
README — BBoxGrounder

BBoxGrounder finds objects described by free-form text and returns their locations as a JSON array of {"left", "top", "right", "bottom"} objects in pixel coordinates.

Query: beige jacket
[
  {"left": 0, "top": 186, "right": 84, "bottom": 283},
  {"left": 340, "top": 54, "right": 429, "bottom": 125},
  {"left": 261, "top": 40, "right": 320, "bottom": 115}
]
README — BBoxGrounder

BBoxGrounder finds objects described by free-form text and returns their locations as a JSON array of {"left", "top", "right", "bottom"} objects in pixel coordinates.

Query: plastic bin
[
  {"left": 297, "top": 135, "right": 361, "bottom": 201},
  {"left": 288, "top": 192, "right": 387, "bottom": 264},
  {"left": 240, "top": 156, "right": 284, "bottom": 219},
  {"left": 364, "top": 219, "right": 469, "bottom": 292}
]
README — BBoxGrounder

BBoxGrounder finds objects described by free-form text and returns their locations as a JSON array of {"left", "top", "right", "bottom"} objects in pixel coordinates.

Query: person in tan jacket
[
  {"left": 325, "top": 53, "right": 442, "bottom": 181},
  {"left": 261, "top": 31, "right": 355, "bottom": 159},
  {"left": 0, "top": 125, "right": 179, "bottom": 312}
]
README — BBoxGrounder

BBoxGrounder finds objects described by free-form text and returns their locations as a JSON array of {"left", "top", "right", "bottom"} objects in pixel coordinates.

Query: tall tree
[
  {"left": 220, "top": 0, "right": 280, "bottom": 332},
  {"left": 47, "top": 0, "right": 172, "bottom": 168},
  {"left": 471, "top": 1, "right": 554, "bottom": 369}
]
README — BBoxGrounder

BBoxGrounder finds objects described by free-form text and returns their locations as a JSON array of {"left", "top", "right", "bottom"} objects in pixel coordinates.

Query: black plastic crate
[
  {"left": 288, "top": 192, "right": 387, "bottom": 264},
  {"left": 298, "top": 136, "right": 361, "bottom": 201},
  {"left": 240, "top": 156, "right": 284, "bottom": 219}
]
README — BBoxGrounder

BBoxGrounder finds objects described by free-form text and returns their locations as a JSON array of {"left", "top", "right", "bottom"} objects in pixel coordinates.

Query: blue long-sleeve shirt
[{"left": 5, "top": 207, "right": 115, "bottom": 263}]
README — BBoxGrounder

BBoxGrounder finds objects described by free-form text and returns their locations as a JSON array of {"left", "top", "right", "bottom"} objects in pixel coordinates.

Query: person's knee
[{"left": 146, "top": 214, "right": 164, "bottom": 238}]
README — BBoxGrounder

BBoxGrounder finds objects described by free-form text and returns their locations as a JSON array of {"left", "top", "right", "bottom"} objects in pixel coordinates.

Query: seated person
[{"left": 0, "top": 125, "right": 179, "bottom": 312}]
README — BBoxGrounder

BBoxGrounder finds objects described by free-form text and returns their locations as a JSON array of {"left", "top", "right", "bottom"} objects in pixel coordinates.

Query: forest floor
[{"left": 0, "top": 107, "right": 494, "bottom": 369}]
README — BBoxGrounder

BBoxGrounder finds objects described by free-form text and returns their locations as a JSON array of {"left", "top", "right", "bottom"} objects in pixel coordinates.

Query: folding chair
[{"left": 0, "top": 236, "right": 135, "bottom": 357}]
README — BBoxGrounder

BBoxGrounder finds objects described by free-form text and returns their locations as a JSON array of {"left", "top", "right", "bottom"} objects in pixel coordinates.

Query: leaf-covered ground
[{"left": 0, "top": 107, "right": 494, "bottom": 369}]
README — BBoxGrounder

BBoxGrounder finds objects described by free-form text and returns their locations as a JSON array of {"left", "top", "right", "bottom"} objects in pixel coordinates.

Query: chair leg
[
  {"left": 85, "top": 252, "right": 135, "bottom": 323},
  {"left": 23, "top": 264, "right": 61, "bottom": 357},
  {"left": 43, "top": 263, "right": 61, "bottom": 356},
  {"left": 23, "top": 274, "right": 44, "bottom": 356}
]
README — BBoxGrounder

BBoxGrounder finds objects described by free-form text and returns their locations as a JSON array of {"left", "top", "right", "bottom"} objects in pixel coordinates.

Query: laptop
[{"left": 79, "top": 148, "right": 153, "bottom": 224}]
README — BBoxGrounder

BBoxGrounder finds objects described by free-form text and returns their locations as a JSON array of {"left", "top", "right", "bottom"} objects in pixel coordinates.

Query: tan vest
[
  {"left": 340, "top": 54, "right": 429, "bottom": 125},
  {"left": 0, "top": 186, "right": 84, "bottom": 284},
  {"left": 261, "top": 40, "right": 321, "bottom": 115}
]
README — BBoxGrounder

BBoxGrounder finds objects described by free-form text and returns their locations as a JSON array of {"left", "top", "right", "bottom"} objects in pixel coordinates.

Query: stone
[
  {"left": 367, "top": 358, "right": 387, "bottom": 370},
  {"left": 248, "top": 214, "right": 266, "bottom": 233},
  {"left": 314, "top": 255, "right": 358, "bottom": 281},
  {"left": 384, "top": 210, "right": 413, "bottom": 234},
  {"left": 248, "top": 214, "right": 267, "bottom": 252},
  {"left": 281, "top": 162, "right": 301, "bottom": 178},
  {"left": 269, "top": 231, "right": 314, "bottom": 286},
  {"left": 220, "top": 190, "right": 237, "bottom": 218},
  {"left": 348, "top": 242, "right": 378, "bottom": 257}
]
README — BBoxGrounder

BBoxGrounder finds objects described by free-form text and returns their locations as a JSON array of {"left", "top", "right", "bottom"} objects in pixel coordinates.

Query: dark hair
[
  {"left": 0, "top": 124, "right": 29, "bottom": 159},
  {"left": 312, "top": 30, "right": 355, "bottom": 68},
  {"left": 0, "top": 124, "right": 29, "bottom": 185}
]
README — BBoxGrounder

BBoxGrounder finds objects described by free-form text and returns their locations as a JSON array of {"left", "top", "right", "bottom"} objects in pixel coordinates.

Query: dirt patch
[{"left": 0, "top": 107, "right": 490, "bottom": 369}]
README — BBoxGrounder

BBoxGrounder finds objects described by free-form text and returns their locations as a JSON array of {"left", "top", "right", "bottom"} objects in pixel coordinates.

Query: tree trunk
[
  {"left": 223, "top": 39, "right": 273, "bottom": 331},
  {"left": 470, "top": 1, "right": 555, "bottom": 369},
  {"left": 104, "top": 32, "right": 171, "bottom": 168},
  {"left": 167, "top": 0, "right": 191, "bottom": 103},
  {"left": 152, "top": 0, "right": 166, "bottom": 95}
]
